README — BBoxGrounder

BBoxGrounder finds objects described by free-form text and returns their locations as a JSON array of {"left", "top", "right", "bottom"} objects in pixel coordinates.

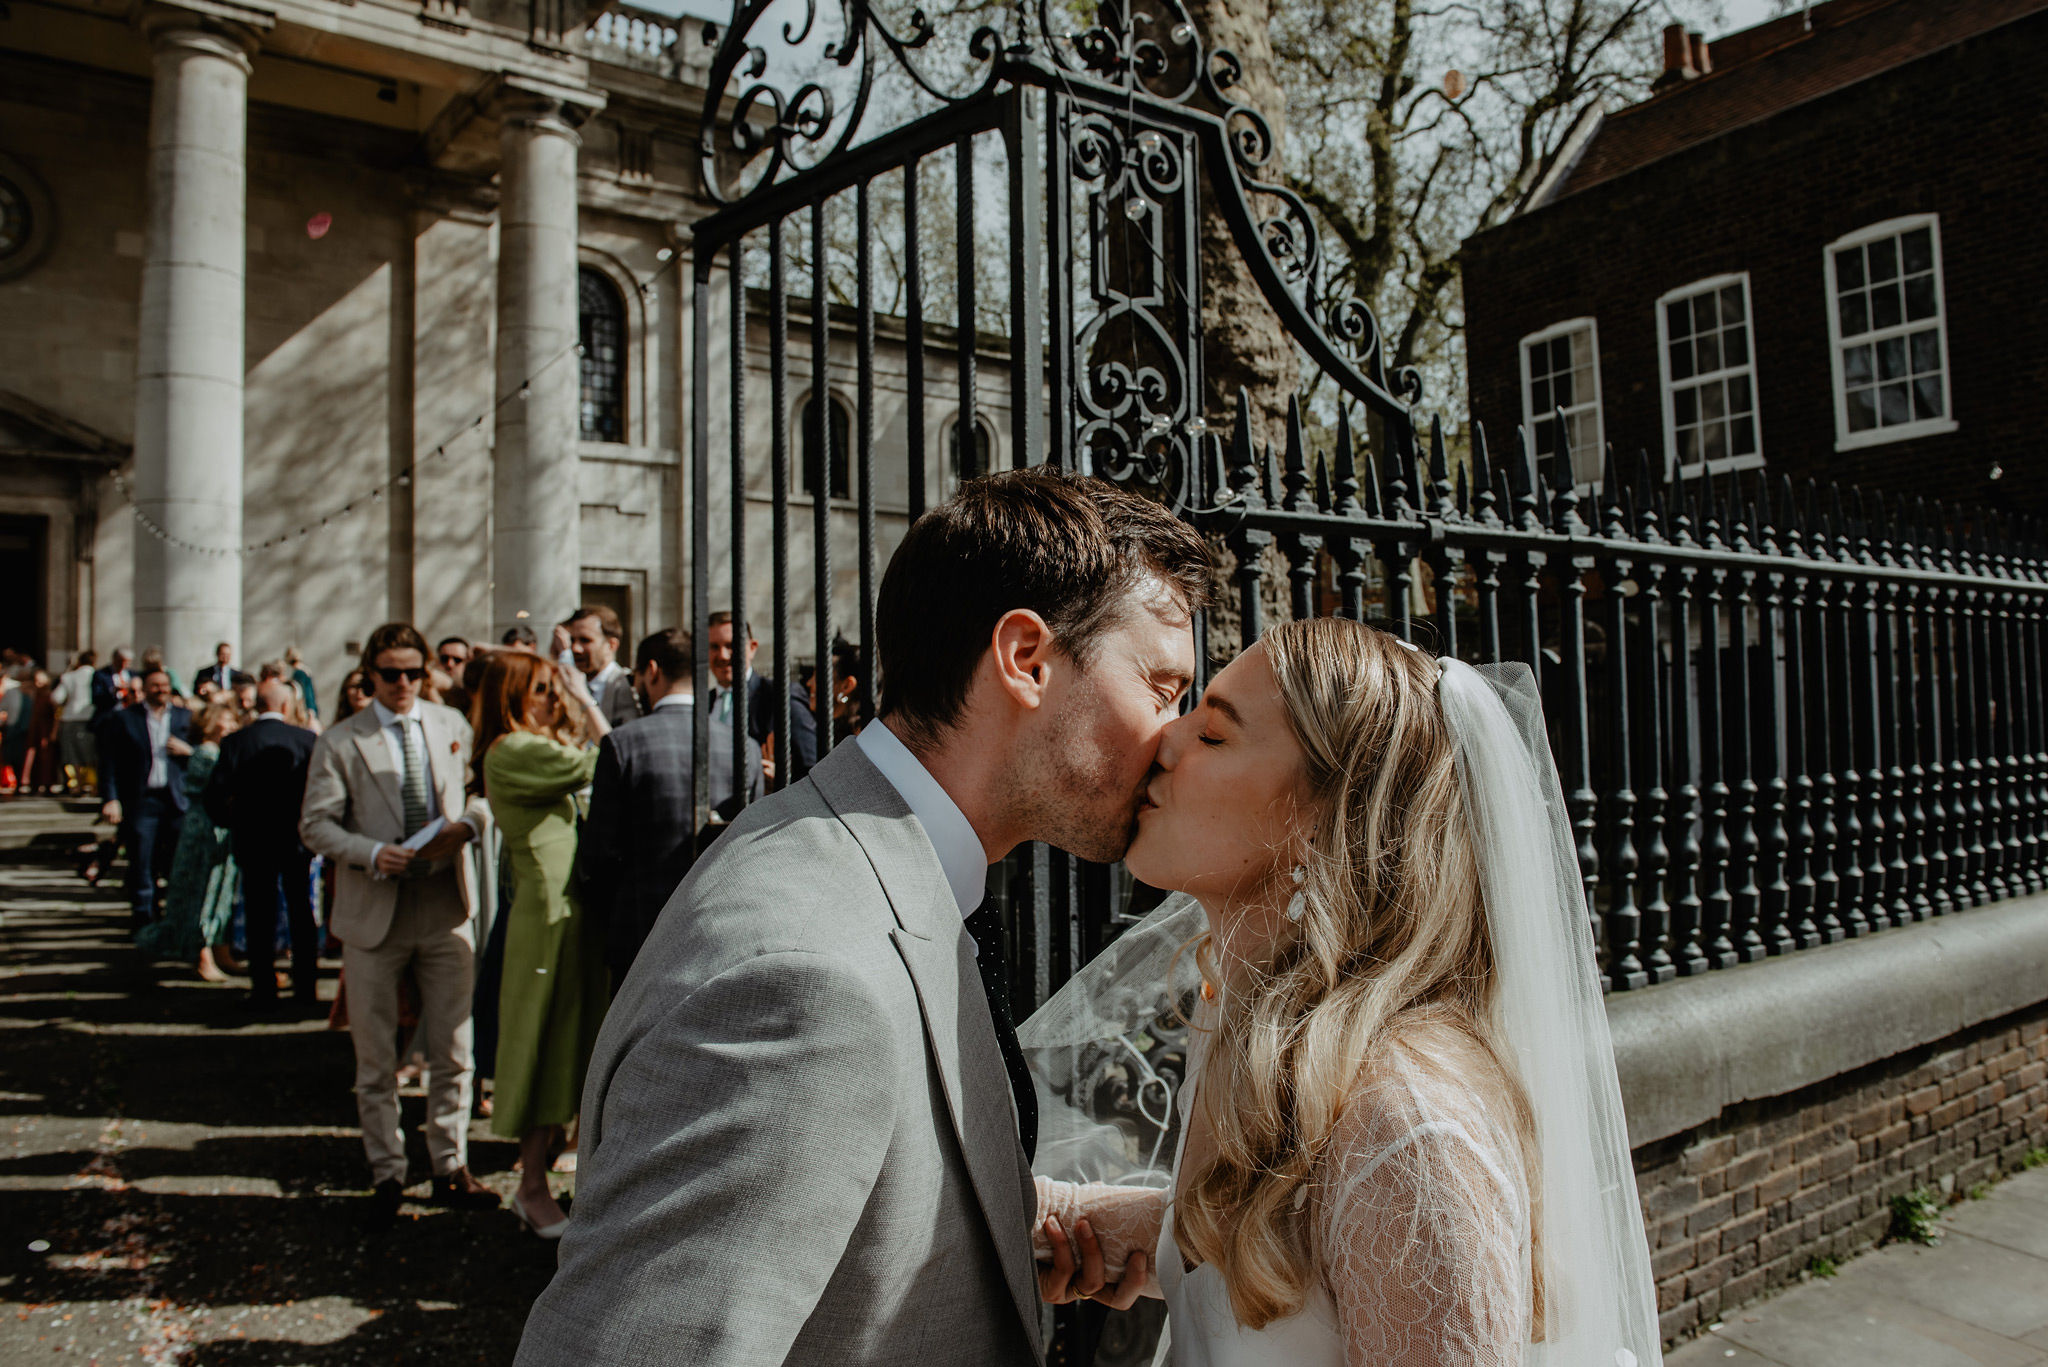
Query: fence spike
[
  {"left": 1456, "top": 459, "right": 1470, "bottom": 517},
  {"left": 1471, "top": 420, "right": 1499, "bottom": 525},
  {"left": 1333, "top": 405, "right": 1361, "bottom": 516},
  {"left": 1262, "top": 439, "right": 1283, "bottom": 508},
  {"left": 1363, "top": 452, "right": 1384, "bottom": 519},
  {"left": 1669, "top": 466, "right": 1696, "bottom": 547},
  {"left": 1228, "top": 388, "right": 1262, "bottom": 506},
  {"left": 1314, "top": 452, "right": 1333, "bottom": 513},
  {"left": 1634, "top": 450, "right": 1663, "bottom": 543},
  {"left": 1427, "top": 414, "right": 1453, "bottom": 515},
  {"left": 1549, "top": 406, "right": 1581, "bottom": 534},
  {"left": 1780, "top": 474, "right": 1803, "bottom": 557},
  {"left": 1385, "top": 420, "right": 1414, "bottom": 518},
  {"left": 1752, "top": 476, "right": 1779, "bottom": 557},
  {"left": 1512, "top": 424, "right": 1541, "bottom": 531},
  {"left": 1281, "top": 396, "right": 1309, "bottom": 512},
  {"left": 1600, "top": 445, "right": 1627, "bottom": 539},
  {"left": 1205, "top": 432, "right": 1229, "bottom": 508}
]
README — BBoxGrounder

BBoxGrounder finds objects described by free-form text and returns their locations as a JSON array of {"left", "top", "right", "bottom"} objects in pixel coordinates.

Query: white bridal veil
[{"left": 1021, "top": 658, "right": 1662, "bottom": 1367}]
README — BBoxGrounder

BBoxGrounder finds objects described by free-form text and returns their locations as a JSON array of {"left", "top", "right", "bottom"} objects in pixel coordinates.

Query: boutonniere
[{"left": 449, "top": 740, "right": 459, "bottom": 755}]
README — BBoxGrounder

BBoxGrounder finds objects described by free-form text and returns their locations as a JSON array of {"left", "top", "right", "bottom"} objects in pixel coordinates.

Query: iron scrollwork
[
  {"left": 698, "top": 0, "right": 1004, "bottom": 206},
  {"left": 1067, "top": 109, "right": 1207, "bottom": 513}
]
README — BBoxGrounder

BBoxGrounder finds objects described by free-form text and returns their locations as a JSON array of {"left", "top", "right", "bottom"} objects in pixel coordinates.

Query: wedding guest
[
  {"left": 139, "top": 647, "right": 185, "bottom": 700},
  {"left": 299, "top": 622, "right": 497, "bottom": 1229},
  {"left": 0, "top": 666, "right": 30, "bottom": 788},
  {"left": 192, "top": 641, "right": 236, "bottom": 696},
  {"left": 437, "top": 638, "right": 472, "bottom": 676},
  {"left": 54, "top": 650, "right": 97, "bottom": 794},
  {"left": 706, "top": 610, "right": 775, "bottom": 752},
  {"left": 472, "top": 651, "right": 612, "bottom": 1238},
  {"left": 334, "top": 668, "right": 370, "bottom": 722},
  {"left": 99, "top": 667, "right": 193, "bottom": 928},
  {"left": 91, "top": 647, "right": 135, "bottom": 722},
  {"left": 810, "top": 635, "right": 871, "bottom": 749},
  {"left": 193, "top": 677, "right": 219, "bottom": 703},
  {"left": 582, "top": 628, "right": 763, "bottom": 985},
  {"left": 139, "top": 698, "right": 242, "bottom": 982},
  {"left": 282, "top": 645, "right": 319, "bottom": 719},
  {"left": 231, "top": 674, "right": 257, "bottom": 715},
  {"left": 501, "top": 624, "right": 539, "bottom": 653},
  {"left": 207, "top": 678, "right": 320, "bottom": 1010},
  {"left": 24, "top": 667, "right": 62, "bottom": 793},
  {"left": 564, "top": 605, "right": 642, "bottom": 733}
]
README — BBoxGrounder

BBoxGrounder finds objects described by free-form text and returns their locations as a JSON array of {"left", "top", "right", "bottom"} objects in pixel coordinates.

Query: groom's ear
[{"left": 988, "top": 609, "right": 1053, "bottom": 712}]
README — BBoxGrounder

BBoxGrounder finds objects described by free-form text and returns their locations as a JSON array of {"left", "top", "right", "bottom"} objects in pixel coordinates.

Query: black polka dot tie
[{"left": 963, "top": 904, "right": 1037, "bottom": 1164}]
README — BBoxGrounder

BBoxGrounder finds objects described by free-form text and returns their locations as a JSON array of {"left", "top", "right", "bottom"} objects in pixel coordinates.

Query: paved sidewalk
[
  {"left": 1669, "top": 1165, "right": 2048, "bottom": 1367},
  {"left": 0, "top": 800, "right": 561, "bottom": 1365}
]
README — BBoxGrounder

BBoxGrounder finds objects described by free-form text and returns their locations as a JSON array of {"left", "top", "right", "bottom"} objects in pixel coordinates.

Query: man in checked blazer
[
  {"left": 515, "top": 469, "right": 1210, "bottom": 1366},
  {"left": 581, "top": 626, "right": 762, "bottom": 987},
  {"left": 298, "top": 621, "right": 499, "bottom": 1228}
]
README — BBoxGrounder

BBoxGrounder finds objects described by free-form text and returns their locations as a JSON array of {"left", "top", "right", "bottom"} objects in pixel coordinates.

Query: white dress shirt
[
  {"left": 589, "top": 660, "right": 628, "bottom": 707},
  {"left": 56, "top": 666, "right": 95, "bottom": 723},
  {"left": 651, "top": 691, "right": 693, "bottom": 713},
  {"left": 856, "top": 719, "right": 986, "bottom": 917},
  {"left": 367, "top": 698, "right": 435, "bottom": 872},
  {"left": 143, "top": 705, "right": 171, "bottom": 790}
]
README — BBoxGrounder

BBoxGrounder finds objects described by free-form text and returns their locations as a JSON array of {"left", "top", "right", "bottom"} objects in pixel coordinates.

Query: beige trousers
[{"left": 343, "top": 880, "right": 476, "bottom": 1184}]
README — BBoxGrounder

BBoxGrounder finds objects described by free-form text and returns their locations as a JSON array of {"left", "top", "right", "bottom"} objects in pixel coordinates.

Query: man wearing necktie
[
  {"left": 299, "top": 622, "right": 500, "bottom": 1229},
  {"left": 191, "top": 641, "right": 236, "bottom": 695}
]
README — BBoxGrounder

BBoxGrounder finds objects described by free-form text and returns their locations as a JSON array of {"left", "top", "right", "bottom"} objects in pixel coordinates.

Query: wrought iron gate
[{"left": 681, "top": 1, "right": 2048, "bottom": 1360}]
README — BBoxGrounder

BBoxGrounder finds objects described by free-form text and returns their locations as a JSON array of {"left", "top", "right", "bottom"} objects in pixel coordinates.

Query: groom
[{"left": 515, "top": 468, "right": 1209, "bottom": 1365}]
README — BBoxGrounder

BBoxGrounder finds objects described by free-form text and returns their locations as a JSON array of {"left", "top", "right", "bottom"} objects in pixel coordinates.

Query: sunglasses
[
  {"left": 375, "top": 666, "right": 428, "bottom": 684},
  {"left": 439, "top": 653, "right": 468, "bottom": 667}
]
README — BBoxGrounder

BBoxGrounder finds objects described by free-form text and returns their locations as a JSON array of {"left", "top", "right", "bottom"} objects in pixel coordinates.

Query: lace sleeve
[
  {"left": 1031, "top": 1178, "right": 1166, "bottom": 1279},
  {"left": 1312, "top": 1066, "right": 1530, "bottom": 1367}
]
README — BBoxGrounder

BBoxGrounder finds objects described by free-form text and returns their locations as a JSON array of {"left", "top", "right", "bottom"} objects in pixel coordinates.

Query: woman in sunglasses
[{"left": 470, "top": 650, "right": 612, "bottom": 1238}]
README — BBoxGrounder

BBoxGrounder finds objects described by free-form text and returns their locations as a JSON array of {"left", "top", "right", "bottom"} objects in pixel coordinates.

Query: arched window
[
  {"left": 948, "top": 414, "right": 995, "bottom": 483},
  {"left": 799, "top": 394, "right": 852, "bottom": 499},
  {"left": 579, "top": 266, "right": 626, "bottom": 443}
]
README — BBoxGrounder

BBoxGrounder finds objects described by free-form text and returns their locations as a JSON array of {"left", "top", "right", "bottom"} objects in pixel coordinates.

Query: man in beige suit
[{"left": 299, "top": 621, "right": 498, "bottom": 1229}]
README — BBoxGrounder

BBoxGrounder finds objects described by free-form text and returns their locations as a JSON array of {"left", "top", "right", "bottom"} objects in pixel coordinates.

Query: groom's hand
[{"left": 1038, "top": 1216, "right": 1151, "bottom": 1311}]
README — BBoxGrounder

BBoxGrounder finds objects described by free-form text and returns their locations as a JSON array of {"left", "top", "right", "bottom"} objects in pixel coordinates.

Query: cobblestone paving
[{"left": 0, "top": 805, "right": 560, "bottom": 1365}]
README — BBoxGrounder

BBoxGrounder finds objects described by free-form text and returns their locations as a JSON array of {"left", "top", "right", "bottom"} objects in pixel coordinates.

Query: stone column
[
  {"left": 490, "top": 79, "right": 601, "bottom": 639},
  {"left": 131, "top": 5, "right": 266, "bottom": 669}
]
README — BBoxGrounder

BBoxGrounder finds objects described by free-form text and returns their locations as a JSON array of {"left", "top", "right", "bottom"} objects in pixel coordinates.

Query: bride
[{"left": 1027, "top": 616, "right": 1661, "bottom": 1367}]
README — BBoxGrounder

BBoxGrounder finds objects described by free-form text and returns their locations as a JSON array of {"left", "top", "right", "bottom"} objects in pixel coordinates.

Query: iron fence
[{"left": 1198, "top": 394, "right": 2048, "bottom": 990}]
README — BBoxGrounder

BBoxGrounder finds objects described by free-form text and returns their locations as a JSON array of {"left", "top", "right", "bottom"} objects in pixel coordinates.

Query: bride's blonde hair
[{"left": 1175, "top": 616, "right": 1541, "bottom": 1329}]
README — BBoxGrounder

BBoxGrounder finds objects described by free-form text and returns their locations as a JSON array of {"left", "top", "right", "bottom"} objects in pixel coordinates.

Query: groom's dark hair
[{"left": 875, "top": 466, "right": 1210, "bottom": 744}]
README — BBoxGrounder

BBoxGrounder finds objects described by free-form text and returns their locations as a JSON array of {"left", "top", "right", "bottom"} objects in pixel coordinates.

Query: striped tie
[{"left": 399, "top": 720, "right": 431, "bottom": 837}]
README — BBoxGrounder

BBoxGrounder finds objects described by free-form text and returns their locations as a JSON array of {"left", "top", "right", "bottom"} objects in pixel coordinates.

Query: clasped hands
[{"left": 1037, "top": 1215, "right": 1153, "bottom": 1311}]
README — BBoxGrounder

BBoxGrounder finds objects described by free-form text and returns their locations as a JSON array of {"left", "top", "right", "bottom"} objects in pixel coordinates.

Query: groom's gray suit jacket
[{"left": 515, "top": 741, "right": 1042, "bottom": 1367}]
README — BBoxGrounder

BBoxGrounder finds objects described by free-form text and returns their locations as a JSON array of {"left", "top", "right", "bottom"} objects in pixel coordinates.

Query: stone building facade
[{"left": 0, "top": 0, "right": 1010, "bottom": 689}]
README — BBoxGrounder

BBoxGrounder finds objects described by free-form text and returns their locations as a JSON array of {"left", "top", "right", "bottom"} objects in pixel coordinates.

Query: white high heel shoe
[{"left": 509, "top": 1189, "right": 569, "bottom": 1240}]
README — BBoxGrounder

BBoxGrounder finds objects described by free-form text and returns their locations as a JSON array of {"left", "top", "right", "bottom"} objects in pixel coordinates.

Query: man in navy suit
[
  {"left": 191, "top": 641, "right": 236, "bottom": 696},
  {"left": 708, "top": 609, "right": 812, "bottom": 786},
  {"left": 206, "top": 679, "right": 319, "bottom": 1008},
  {"left": 582, "top": 627, "right": 763, "bottom": 985},
  {"left": 98, "top": 666, "right": 192, "bottom": 927}
]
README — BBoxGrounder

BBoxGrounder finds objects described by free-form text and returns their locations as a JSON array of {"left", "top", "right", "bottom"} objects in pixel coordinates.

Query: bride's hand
[{"left": 1037, "top": 1215, "right": 1152, "bottom": 1310}]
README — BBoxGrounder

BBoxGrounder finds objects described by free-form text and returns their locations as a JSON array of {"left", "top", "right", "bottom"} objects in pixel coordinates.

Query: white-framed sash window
[
  {"left": 1658, "top": 273, "right": 1763, "bottom": 480},
  {"left": 1519, "top": 318, "right": 1603, "bottom": 488},
  {"left": 1824, "top": 215, "right": 1957, "bottom": 450}
]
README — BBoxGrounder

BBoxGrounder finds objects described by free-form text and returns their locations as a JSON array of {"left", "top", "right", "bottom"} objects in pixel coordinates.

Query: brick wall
[
  {"left": 1460, "top": 9, "right": 2048, "bottom": 516},
  {"left": 1634, "top": 1002, "right": 2048, "bottom": 1342}
]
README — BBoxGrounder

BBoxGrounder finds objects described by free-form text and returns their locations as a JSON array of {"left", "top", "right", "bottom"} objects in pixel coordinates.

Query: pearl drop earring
[{"left": 1286, "top": 862, "right": 1308, "bottom": 922}]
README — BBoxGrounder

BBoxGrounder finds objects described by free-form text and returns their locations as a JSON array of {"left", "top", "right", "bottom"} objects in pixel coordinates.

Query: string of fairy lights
[{"left": 115, "top": 246, "right": 682, "bottom": 560}]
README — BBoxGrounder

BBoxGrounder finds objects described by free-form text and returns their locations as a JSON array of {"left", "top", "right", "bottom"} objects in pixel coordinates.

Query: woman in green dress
[
  {"left": 471, "top": 649, "right": 613, "bottom": 1237},
  {"left": 138, "top": 699, "right": 243, "bottom": 980}
]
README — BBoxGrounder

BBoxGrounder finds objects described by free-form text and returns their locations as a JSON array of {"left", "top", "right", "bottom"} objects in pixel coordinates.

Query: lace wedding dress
[
  {"left": 1037, "top": 1014, "right": 1531, "bottom": 1367},
  {"left": 1027, "top": 662, "right": 1664, "bottom": 1367}
]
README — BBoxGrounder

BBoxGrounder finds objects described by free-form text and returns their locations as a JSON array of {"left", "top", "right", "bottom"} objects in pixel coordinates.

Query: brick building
[{"left": 1460, "top": 0, "right": 2048, "bottom": 513}]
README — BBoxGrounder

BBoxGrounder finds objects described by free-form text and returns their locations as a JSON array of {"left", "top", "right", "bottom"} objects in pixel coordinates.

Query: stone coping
[{"left": 1610, "top": 892, "right": 2048, "bottom": 1149}]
